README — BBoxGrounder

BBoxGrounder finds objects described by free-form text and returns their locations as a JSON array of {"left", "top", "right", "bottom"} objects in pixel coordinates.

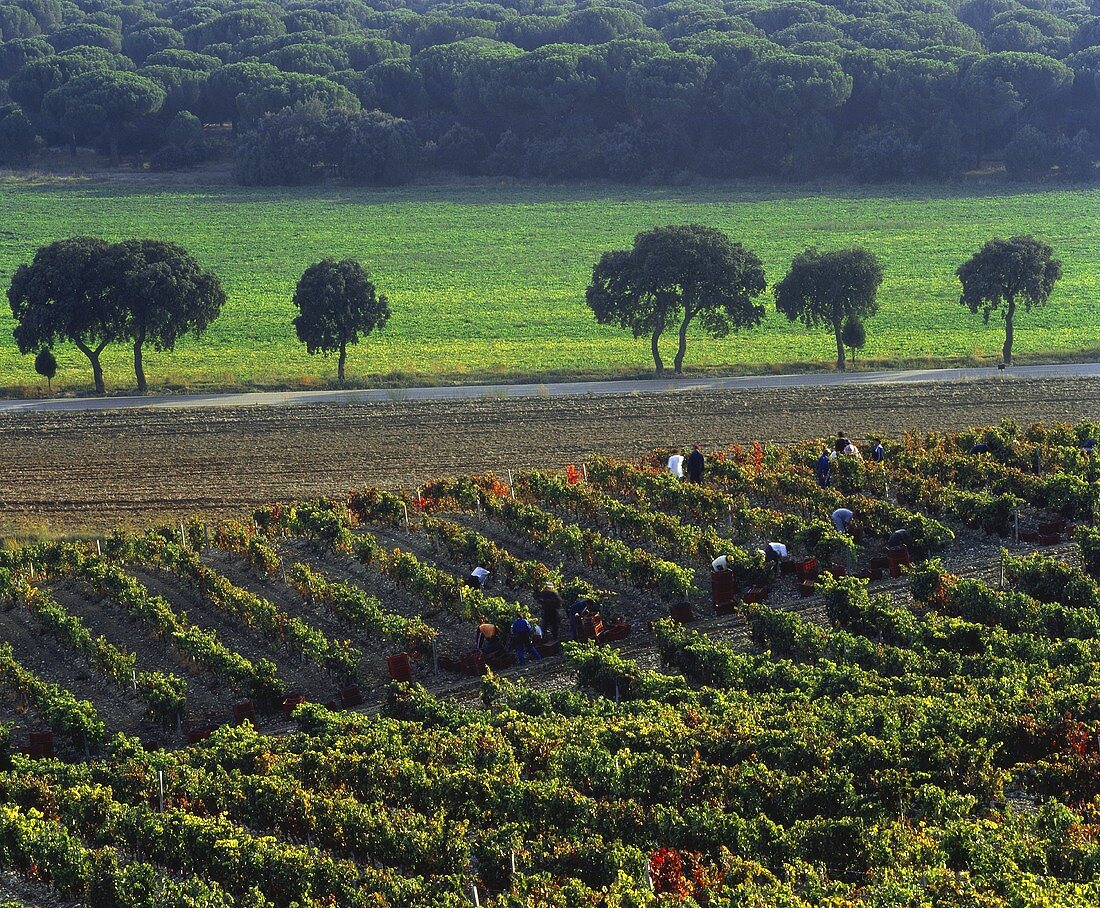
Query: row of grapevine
[{"left": 0, "top": 568, "right": 186, "bottom": 724}]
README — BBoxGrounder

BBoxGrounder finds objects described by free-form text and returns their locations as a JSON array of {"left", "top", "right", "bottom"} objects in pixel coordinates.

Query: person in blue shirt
[
  {"left": 511, "top": 614, "right": 541, "bottom": 665},
  {"left": 871, "top": 440, "right": 885, "bottom": 462},
  {"left": 815, "top": 450, "right": 831, "bottom": 488}
]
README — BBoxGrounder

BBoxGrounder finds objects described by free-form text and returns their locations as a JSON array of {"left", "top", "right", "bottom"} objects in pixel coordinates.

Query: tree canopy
[
  {"left": 0, "top": 0, "right": 1095, "bottom": 182},
  {"left": 292, "top": 258, "right": 391, "bottom": 383},
  {"left": 774, "top": 247, "right": 884, "bottom": 371},
  {"left": 957, "top": 234, "right": 1062, "bottom": 365},
  {"left": 8, "top": 236, "right": 119, "bottom": 393},
  {"left": 107, "top": 239, "right": 226, "bottom": 392},
  {"left": 586, "top": 224, "right": 767, "bottom": 375},
  {"left": 8, "top": 236, "right": 224, "bottom": 393},
  {"left": 43, "top": 69, "right": 165, "bottom": 163}
]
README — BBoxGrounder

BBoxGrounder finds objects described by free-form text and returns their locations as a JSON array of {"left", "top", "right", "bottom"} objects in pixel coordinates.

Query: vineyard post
[
  {"left": 1000, "top": 552, "right": 1004, "bottom": 589},
  {"left": 180, "top": 522, "right": 187, "bottom": 549},
  {"left": 508, "top": 470, "right": 515, "bottom": 499},
  {"left": 158, "top": 769, "right": 164, "bottom": 813},
  {"left": 510, "top": 851, "right": 516, "bottom": 874},
  {"left": 403, "top": 503, "right": 410, "bottom": 532},
  {"left": 471, "top": 883, "right": 480, "bottom": 907},
  {"left": 614, "top": 682, "right": 620, "bottom": 705},
  {"left": 132, "top": 669, "right": 137, "bottom": 690},
  {"left": 646, "top": 861, "right": 654, "bottom": 892},
  {"left": 96, "top": 540, "right": 102, "bottom": 557},
  {"left": 1013, "top": 510, "right": 1019, "bottom": 543},
  {"left": 582, "top": 463, "right": 588, "bottom": 481}
]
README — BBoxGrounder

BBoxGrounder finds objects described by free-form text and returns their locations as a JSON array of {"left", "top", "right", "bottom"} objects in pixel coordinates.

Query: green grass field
[{"left": 0, "top": 176, "right": 1097, "bottom": 394}]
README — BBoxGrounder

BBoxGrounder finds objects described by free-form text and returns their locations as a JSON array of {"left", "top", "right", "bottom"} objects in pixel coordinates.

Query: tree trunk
[
  {"left": 108, "top": 133, "right": 120, "bottom": 168},
  {"left": 74, "top": 341, "right": 107, "bottom": 394},
  {"left": 337, "top": 340, "right": 347, "bottom": 385},
  {"left": 651, "top": 320, "right": 665, "bottom": 376},
  {"left": 1003, "top": 296, "right": 1015, "bottom": 366},
  {"left": 834, "top": 318, "right": 846, "bottom": 372},
  {"left": 673, "top": 310, "right": 692, "bottom": 375},
  {"left": 134, "top": 332, "right": 147, "bottom": 393},
  {"left": 68, "top": 131, "right": 77, "bottom": 158}
]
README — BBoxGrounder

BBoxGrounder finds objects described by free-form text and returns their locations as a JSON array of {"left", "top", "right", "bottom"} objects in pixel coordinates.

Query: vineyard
[{"left": 0, "top": 420, "right": 1099, "bottom": 905}]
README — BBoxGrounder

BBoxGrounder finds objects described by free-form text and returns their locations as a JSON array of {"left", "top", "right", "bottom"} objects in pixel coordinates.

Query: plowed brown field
[{"left": 3, "top": 375, "right": 1099, "bottom": 535}]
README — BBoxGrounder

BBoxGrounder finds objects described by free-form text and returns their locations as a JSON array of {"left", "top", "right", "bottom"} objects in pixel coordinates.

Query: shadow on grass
[
  {"left": 2, "top": 169, "right": 1097, "bottom": 208},
  {"left": 6, "top": 348, "right": 1100, "bottom": 401}
]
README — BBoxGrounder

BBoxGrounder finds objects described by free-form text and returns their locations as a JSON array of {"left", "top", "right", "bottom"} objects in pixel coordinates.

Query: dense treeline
[{"left": 0, "top": 0, "right": 1097, "bottom": 183}]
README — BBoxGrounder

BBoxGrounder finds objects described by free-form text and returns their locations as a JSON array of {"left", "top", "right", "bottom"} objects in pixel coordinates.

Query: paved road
[{"left": 2, "top": 361, "right": 1099, "bottom": 414}]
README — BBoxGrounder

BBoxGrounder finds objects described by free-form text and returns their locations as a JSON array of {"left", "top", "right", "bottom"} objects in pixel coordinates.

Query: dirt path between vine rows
[{"left": 2, "top": 374, "right": 1099, "bottom": 536}]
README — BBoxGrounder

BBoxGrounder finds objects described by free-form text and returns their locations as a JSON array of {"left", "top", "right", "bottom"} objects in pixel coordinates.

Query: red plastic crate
[{"left": 387, "top": 652, "right": 413, "bottom": 682}]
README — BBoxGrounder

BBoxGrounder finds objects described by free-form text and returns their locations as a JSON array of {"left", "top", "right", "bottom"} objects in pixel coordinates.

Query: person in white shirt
[
  {"left": 832, "top": 508, "right": 854, "bottom": 533},
  {"left": 843, "top": 442, "right": 862, "bottom": 458},
  {"left": 711, "top": 554, "right": 731, "bottom": 572},
  {"left": 469, "top": 565, "right": 490, "bottom": 590},
  {"left": 668, "top": 449, "right": 684, "bottom": 479},
  {"left": 760, "top": 542, "right": 788, "bottom": 573}
]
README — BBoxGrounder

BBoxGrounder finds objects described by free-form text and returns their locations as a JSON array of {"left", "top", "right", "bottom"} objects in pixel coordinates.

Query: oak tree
[
  {"left": 293, "top": 258, "right": 391, "bottom": 384},
  {"left": 586, "top": 224, "right": 767, "bottom": 376},
  {"left": 8, "top": 236, "right": 119, "bottom": 393},
  {"left": 957, "top": 234, "right": 1062, "bottom": 365},
  {"left": 775, "top": 247, "right": 883, "bottom": 371},
  {"left": 107, "top": 239, "right": 226, "bottom": 392}
]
